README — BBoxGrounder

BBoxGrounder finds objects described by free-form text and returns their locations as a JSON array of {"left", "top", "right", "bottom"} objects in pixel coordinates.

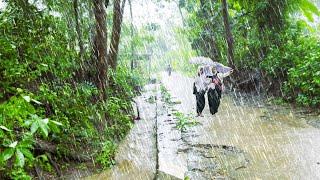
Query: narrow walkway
[
  {"left": 86, "top": 73, "right": 320, "bottom": 180},
  {"left": 86, "top": 84, "right": 158, "bottom": 180},
  {"left": 161, "top": 72, "right": 320, "bottom": 179}
]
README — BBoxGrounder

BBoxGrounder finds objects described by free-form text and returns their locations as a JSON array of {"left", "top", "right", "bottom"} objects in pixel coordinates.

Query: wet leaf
[
  {"left": 39, "top": 121, "right": 49, "bottom": 137},
  {"left": 30, "top": 121, "right": 39, "bottom": 134},
  {"left": 23, "top": 96, "right": 31, "bottom": 102},
  {"left": 9, "top": 141, "right": 18, "bottom": 148},
  {"left": 16, "top": 88, "right": 23, "bottom": 93},
  {"left": 1, "top": 148, "right": 15, "bottom": 161},
  {"left": 31, "top": 98, "right": 42, "bottom": 105},
  {"left": 20, "top": 148, "right": 34, "bottom": 160},
  {"left": 15, "top": 149, "right": 25, "bottom": 167},
  {"left": 42, "top": 118, "right": 49, "bottom": 124},
  {"left": 24, "top": 120, "right": 32, "bottom": 126},
  {"left": 0, "top": 125, "right": 12, "bottom": 132},
  {"left": 50, "top": 120, "right": 63, "bottom": 126}
]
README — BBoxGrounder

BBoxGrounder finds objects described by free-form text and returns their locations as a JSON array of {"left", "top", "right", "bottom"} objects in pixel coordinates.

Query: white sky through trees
[{"left": 123, "top": 0, "right": 182, "bottom": 28}]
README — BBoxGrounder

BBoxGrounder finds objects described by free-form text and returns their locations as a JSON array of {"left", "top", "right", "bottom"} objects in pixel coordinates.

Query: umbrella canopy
[
  {"left": 190, "top": 56, "right": 232, "bottom": 74},
  {"left": 214, "top": 62, "right": 232, "bottom": 73},
  {"left": 189, "top": 56, "right": 216, "bottom": 66}
]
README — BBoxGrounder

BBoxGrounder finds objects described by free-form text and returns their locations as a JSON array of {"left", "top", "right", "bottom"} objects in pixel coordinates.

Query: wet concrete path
[
  {"left": 86, "top": 72, "right": 320, "bottom": 180},
  {"left": 86, "top": 84, "right": 158, "bottom": 180},
  {"left": 161, "top": 72, "right": 320, "bottom": 179}
]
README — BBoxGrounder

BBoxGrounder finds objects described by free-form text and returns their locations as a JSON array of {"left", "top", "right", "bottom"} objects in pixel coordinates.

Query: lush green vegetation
[
  {"left": 1, "top": 0, "right": 319, "bottom": 178},
  {"left": 0, "top": 0, "right": 151, "bottom": 179},
  {"left": 178, "top": 0, "right": 320, "bottom": 107}
]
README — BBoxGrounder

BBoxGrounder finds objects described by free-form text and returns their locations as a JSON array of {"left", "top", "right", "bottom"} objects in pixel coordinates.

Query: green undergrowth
[
  {"left": 266, "top": 97, "right": 288, "bottom": 106},
  {"left": 174, "top": 112, "right": 199, "bottom": 132},
  {"left": 159, "top": 84, "right": 199, "bottom": 131},
  {"left": 0, "top": 66, "right": 145, "bottom": 179},
  {"left": 160, "top": 84, "right": 173, "bottom": 104},
  {"left": 260, "top": 26, "right": 320, "bottom": 107},
  {"left": 0, "top": 1, "right": 148, "bottom": 179},
  {"left": 147, "top": 96, "right": 156, "bottom": 104}
]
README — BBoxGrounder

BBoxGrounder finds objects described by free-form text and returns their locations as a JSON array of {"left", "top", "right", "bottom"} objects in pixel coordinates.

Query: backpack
[{"left": 212, "top": 75, "right": 223, "bottom": 91}]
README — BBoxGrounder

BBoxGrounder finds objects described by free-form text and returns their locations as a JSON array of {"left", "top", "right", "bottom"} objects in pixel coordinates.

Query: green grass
[
  {"left": 147, "top": 96, "right": 156, "bottom": 104},
  {"left": 160, "top": 84, "right": 173, "bottom": 104},
  {"left": 174, "top": 112, "right": 199, "bottom": 131}
]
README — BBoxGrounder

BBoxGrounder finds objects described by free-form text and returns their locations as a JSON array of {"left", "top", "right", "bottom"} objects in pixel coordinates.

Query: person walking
[
  {"left": 207, "top": 66, "right": 233, "bottom": 115},
  {"left": 193, "top": 67, "right": 207, "bottom": 117},
  {"left": 167, "top": 64, "right": 172, "bottom": 76}
]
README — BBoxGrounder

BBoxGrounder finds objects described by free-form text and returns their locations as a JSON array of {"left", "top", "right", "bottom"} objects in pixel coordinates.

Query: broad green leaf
[
  {"left": 15, "top": 149, "right": 25, "bottom": 167},
  {"left": 31, "top": 114, "right": 41, "bottom": 120},
  {"left": 37, "top": 154, "right": 48, "bottom": 161},
  {"left": 19, "top": 137, "right": 34, "bottom": 149},
  {"left": 20, "top": 148, "right": 34, "bottom": 160},
  {"left": 42, "top": 118, "right": 49, "bottom": 124},
  {"left": 48, "top": 123, "right": 60, "bottom": 134},
  {"left": 24, "top": 120, "right": 32, "bottom": 126},
  {"left": 31, "top": 122, "right": 39, "bottom": 134},
  {"left": 23, "top": 96, "right": 31, "bottom": 102},
  {"left": 50, "top": 120, "right": 63, "bottom": 126},
  {"left": 300, "top": 0, "right": 320, "bottom": 22},
  {"left": 302, "top": 9, "right": 314, "bottom": 22},
  {"left": 1, "top": 148, "right": 15, "bottom": 161},
  {"left": 301, "top": 0, "right": 320, "bottom": 16},
  {"left": 39, "top": 121, "right": 49, "bottom": 137},
  {"left": 296, "top": 20, "right": 315, "bottom": 32},
  {"left": 9, "top": 141, "right": 18, "bottom": 148},
  {"left": 0, "top": 125, "right": 12, "bottom": 132},
  {"left": 16, "top": 88, "right": 23, "bottom": 93}
]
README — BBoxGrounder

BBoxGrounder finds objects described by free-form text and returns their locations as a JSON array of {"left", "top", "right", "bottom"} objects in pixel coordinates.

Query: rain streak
[{"left": 0, "top": 0, "right": 319, "bottom": 179}]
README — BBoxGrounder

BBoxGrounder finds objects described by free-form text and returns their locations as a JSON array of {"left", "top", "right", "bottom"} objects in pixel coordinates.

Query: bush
[
  {"left": 0, "top": 1, "right": 146, "bottom": 178},
  {"left": 0, "top": 65, "right": 144, "bottom": 177},
  {"left": 0, "top": 93, "right": 62, "bottom": 179},
  {"left": 285, "top": 38, "right": 320, "bottom": 106},
  {"left": 96, "top": 141, "right": 117, "bottom": 169},
  {"left": 261, "top": 26, "right": 320, "bottom": 107}
]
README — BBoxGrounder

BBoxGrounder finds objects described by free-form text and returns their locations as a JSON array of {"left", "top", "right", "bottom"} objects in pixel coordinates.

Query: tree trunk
[
  {"left": 73, "top": 0, "right": 84, "bottom": 61},
  {"left": 175, "top": 1, "right": 185, "bottom": 26},
  {"left": 105, "top": 0, "right": 110, "bottom": 7},
  {"left": 73, "top": 0, "right": 86, "bottom": 80},
  {"left": 128, "top": 0, "right": 134, "bottom": 70},
  {"left": 221, "top": 0, "right": 236, "bottom": 70},
  {"left": 108, "top": 0, "right": 127, "bottom": 69},
  {"left": 93, "top": 0, "right": 108, "bottom": 100}
]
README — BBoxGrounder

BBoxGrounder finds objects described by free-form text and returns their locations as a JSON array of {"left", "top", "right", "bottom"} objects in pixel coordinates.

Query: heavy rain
[{"left": 0, "top": 0, "right": 320, "bottom": 179}]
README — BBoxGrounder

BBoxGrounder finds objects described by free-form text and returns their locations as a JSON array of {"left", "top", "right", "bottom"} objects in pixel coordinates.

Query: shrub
[{"left": 261, "top": 26, "right": 320, "bottom": 107}]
